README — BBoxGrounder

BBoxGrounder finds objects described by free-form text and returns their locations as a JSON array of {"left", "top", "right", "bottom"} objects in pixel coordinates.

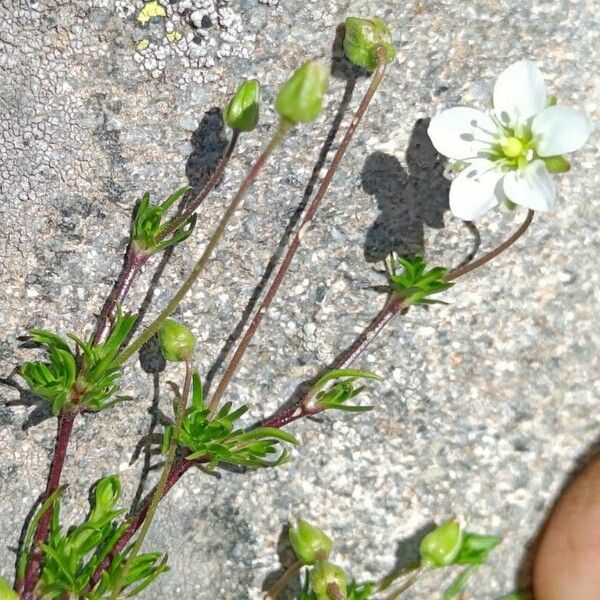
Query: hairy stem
[
  {"left": 206, "top": 49, "right": 389, "bottom": 417},
  {"left": 110, "top": 358, "right": 193, "bottom": 599},
  {"left": 92, "top": 246, "right": 149, "bottom": 345},
  {"left": 88, "top": 458, "right": 195, "bottom": 589},
  {"left": 89, "top": 210, "right": 535, "bottom": 588},
  {"left": 445, "top": 209, "right": 534, "bottom": 281},
  {"left": 158, "top": 131, "right": 239, "bottom": 241},
  {"left": 21, "top": 410, "right": 76, "bottom": 599},
  {"left": 115, "top": 122, "right": 291, "bottom": 367},
  {"left": 259, "top": 209, "right": 535, "bottom": 428},
  {"left": 383, "top": 567, "right": 425, "bottom": 599},
  {"left": 265, "top": 559, "right": 303, "bottom": 599}
]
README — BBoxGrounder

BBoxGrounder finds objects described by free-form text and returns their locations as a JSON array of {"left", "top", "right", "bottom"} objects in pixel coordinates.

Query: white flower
[{"left": 428, "top": 60, "right": 592, "bottom": 220}]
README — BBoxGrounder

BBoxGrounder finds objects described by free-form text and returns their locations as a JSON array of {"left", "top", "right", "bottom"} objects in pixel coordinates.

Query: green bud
[
  {"left": 275, "top": 60, "right": 329, "bottom": 125},
  {"left": 311, "top": 560, "right": 347, "bottom": 600},
  {"left": 224, "top": 79, "right": 261, "bottom": 132},
  {"left": 289, "top": 520, "right": 333, "bottom": 565},
  {"left": 420, "top": 520, "right": 463, "bottom": 568},
  {"left": 159, "top": 319, "right": 196, "bottom": 362},
  {"left": 546, "top": 94, "right": 558, "bottom": 107},
  {"left": 94, "top": 475, "right": 121, "bottom": 514},
  {"left": 0, "top": 577, "right": 17, "bottom": 600},
  {"left": 543, "top": 155, "right": 570, "bottom": 173},
  {"left": 343, "top": 17, "right": 396, "bottom": 70}
]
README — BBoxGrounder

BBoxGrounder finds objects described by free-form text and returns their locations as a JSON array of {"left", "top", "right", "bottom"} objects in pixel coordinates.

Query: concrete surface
[{"left": 0, "top": 0, "right": 599, "bottom": 598}]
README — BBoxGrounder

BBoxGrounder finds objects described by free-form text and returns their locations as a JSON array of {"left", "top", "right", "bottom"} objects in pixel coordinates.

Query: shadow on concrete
[
  {"left": 203, "top": 22, "right": 369, "bottom": 396},
  {"left": 361, "top": 118, "right": 449, "bottom": 262},
  {"left": 261, "top": 523, "right": 303, "bottom": 599}
]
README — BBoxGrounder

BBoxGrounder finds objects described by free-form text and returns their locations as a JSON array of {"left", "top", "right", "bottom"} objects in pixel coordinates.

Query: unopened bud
[
  {"left": 419, "top": 520, "right": 463, "bottom": 568},
  {"left": 159, "top": 319, "right": 196, "bottom": 362},
  {"left": 543, "top": 155, "right": 570, "bottom": 173},
  {"left": 289, "top": 520, "right": 333, "bottom": 565},
  {"left": 311, "top": 560, "right": 347, "bottom": 600},
  {"left": 94, "top": 475, "right": 121, "bottom": 513},
  {"left": 275, "top": 60, "right": 329, "bottom": 125},
  {"left": 224, "top": 79, "right": 261, "bottom": 132},
  {"left": 343, "top": 17, "right": 396, "bottom": 70}
]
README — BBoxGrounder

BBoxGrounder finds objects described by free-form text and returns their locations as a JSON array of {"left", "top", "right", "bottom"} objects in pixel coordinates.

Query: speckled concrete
[{"left": 1, "top": 1, "right": 599, "bottom": 598}]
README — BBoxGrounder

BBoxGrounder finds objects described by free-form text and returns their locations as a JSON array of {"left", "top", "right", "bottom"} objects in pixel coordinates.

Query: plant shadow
[
  {"left": 203, "top": 22, "right": 369, "bottom": 395},
  {"left": 127, "top": 109, "right": 230, "bottom": 507},
  {"left": 258, "top": 117, "right": 464, "bottom": 424},
  {"left": 261, "top": 523, "right": 303, "bottom": 599},
  {"left": 361, "top": 118, "right": 449, "bottom": 262}
]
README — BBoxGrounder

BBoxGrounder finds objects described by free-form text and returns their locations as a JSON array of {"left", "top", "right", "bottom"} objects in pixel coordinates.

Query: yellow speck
[
  {"left": 136, "top": 38, "right": 150, "bottom": 51},
  {"left": 137, "top": 1, "right": 166, "bottom": 25},
  {"left": 166, "top": 31, "right": 182, "bottom": 43}
]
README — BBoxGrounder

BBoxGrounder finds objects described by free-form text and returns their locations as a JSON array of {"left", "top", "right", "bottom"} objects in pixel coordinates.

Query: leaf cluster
[
  {"left": 386, "top": 254, "right": 453, "bottom": 306},
  {"left": 20, "top": 476, "right": 167, "bottom": 599},
  {"left": 132, "top": 186, "right": 195, "bottom": 254},
  {"left": 162, "top": 373, "right": 298, "bottom": 469},
  {"left": 310, "top": 369, "right": 380, "bottom": 413},
  {"left": 20, "top": 309, "right": 136, "bottom": 414}
]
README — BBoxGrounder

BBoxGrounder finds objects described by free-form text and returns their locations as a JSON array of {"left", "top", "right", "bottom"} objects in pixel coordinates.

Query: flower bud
[
  {"left": 94, "top": 475, "right": 121, "bottom": 513},
  {"left": 343, "top": 17, "right": 396, "bottom": 70},
  {"left": 224, "top": 79, "right": 261, "bottom": 132},
  {"left": 419, "top": 520, "right": 463, "bottom": 568},
  {"left": 543, "top": 155, "right": 570, "bottom": 174},
  {"left": 275, "top": 60, "right": 329, "bottom": 125},
  {"left": 0, "top": 576, "right": 17, "bottom": 599},
  {"left": 311, "top": 560, "right": 347, "bottom": 600},
  {"left": 289, "top": 520, "right": 333, "bottom": 565},
  {"left": 159, "top": 319, "right": 196, "bottom": 362}
]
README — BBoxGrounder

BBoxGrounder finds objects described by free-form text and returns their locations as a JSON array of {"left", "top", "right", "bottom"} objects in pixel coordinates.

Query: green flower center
[
  {"left": 489, "top": 125, "right": 536, "bottom": 171},
  {"left": 501, "top": 136, "right": 523, "bottom": 158}
]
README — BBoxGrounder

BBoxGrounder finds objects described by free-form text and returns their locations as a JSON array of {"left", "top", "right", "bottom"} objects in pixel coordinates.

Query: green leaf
[
  {"left": 17, "top": 485, "right": 67, "bottom": 581},
  {"left": 310, "top": 369, "right": 379, "bottom": 413},
  {"left": 442, "top": 565, "right": 479, "bottom": 600},
  {"left": 387, "top": 254, "right": 453, "bottom": 306},
  {"left": 456, "top": 532, "right": 501, "bottom": 565}
]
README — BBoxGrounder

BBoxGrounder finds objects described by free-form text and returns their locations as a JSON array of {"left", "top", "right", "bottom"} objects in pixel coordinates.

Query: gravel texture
[{"left": 1, "top": 0, "right": 599, "bottom": 598}]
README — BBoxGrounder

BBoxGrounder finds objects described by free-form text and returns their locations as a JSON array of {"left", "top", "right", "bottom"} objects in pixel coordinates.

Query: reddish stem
[
  {"left": 88, "top": 457, "right": 195, "bottom": 589},
  {"left": 92, "top": 247, "right": 149, "bottom": 345},
  {"left": 21, "top": 411, "right": 76, "bottom": 598},
  {"left": 206, "top": 51, "right": 389, "bottom": 415}
]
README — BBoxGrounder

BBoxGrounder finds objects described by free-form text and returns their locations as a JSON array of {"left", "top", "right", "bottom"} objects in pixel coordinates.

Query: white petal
[
  {"left": 532, "top": 105, "right": 593, "bottom": 156},
  {"left": 449, "top": 159, "right": 504, "bottom": 220},
  {"left": 427, "top": 107, "right": 498, "bottom": 160},
  {"left": 493, "top": 60, "right": 547, "bottom": 127},
  {"left": 503, "top": 160, "right": 556, "bottom": 211}
]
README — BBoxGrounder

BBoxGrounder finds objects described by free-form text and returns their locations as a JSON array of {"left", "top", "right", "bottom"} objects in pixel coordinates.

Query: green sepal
[
  {"left": 344, "top": 16, "right": 396, "bottom": 70},
  {"left": 420, "top": 521, "right": 463, "bottom": 568},
  {"left": 543, "top": 155, "right": 570, "bottom": 173},
  {"left": 275, "top": 60, "right": 329, "bottom": 125},
  {"left": 289, "top": 520, "right": 333, "bottom": 565},
  {"left": 158, "top": 319, "right": 197, "bottom": 362},
  {"left": 311, "top": 560, "right": 347, "bottom": 600},
  {"left": 224, "top": 79, "right": 261, "bottom": 132}
]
